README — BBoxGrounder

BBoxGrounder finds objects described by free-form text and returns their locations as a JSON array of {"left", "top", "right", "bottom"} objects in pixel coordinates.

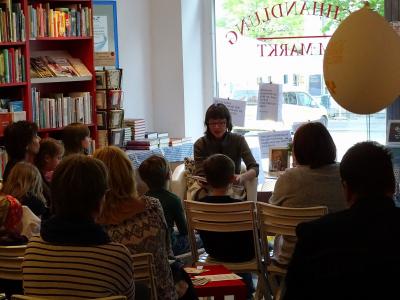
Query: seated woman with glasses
[{"left": 192, "top": 103, "right": 259, "bottom": 200}]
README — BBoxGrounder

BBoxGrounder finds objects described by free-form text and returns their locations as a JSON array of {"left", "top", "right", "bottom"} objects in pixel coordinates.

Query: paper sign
[
  {"left": 214, "top": 98, "right": 246, "bottom": 127},
  {"left": 258, "top": 130, "right": 291, "bottom": 158},
  {"left": 194, "top": 273, "right": 243, "bottom": 282},
  {"left": 257, "top": 83, "right": 283, "bottom": 121},
  {"left": 95, "top": 51, "right": 116, "bottom": 67}
]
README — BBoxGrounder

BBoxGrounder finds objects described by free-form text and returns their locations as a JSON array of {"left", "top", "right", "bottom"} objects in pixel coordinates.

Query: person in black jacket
[{"left": 284, "top": 141, "right": 400, "bottom": 300}]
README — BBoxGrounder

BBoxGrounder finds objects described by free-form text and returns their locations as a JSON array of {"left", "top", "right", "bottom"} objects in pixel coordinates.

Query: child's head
[
  {"left": 35, "top": 138, "right": 64, "bottom": 172},
  {"left": 2, "top": 162, "right": 45, "bottom": 204},
  {"left": 203, "top": 154, "right": 235, "bottom": 189},
  {"left": 62, "top": 123, "right": 91, "bottom": 156},
  {"left": 138, "top": 155, "right": 170, "bottom": 190}
]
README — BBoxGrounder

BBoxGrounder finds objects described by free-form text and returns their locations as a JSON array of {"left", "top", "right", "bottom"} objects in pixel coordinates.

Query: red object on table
[{"left": 191, "top": 265, "right": 247, "bottom": 300}]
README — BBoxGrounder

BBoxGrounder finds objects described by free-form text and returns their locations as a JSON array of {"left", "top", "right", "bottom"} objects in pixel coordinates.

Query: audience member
[
  {"left": 22, "top": 154, "right": 135, "bottom": 300},
  {"left": 34, "top": 137, "right": 64, "bottom": 207},
  {"left": 138, "top": 155, "right": 190, "bottom": 255},
  {"left": 94, "top": 146, "right": 177, "bottom": 300},
  {"left": 3, "top": 121, "right": 40, "bottom": 182},
  {"left": 62, "top": 122, "right": 91, "bottom": 156},
  {"left": 2, "top": 162, "right": 47, "bottom": 218},
  {"left": 192, "top": 103, "right": 258, "bottom": 199},
  {"left": 284, "top": 141, "right": 400, "bottom": 299},
  {"left": 269, "top": 122, "right": 346, "bottom": 265},
  {"left": 199, "top": 153, "right": 255, "bottom": 299}
]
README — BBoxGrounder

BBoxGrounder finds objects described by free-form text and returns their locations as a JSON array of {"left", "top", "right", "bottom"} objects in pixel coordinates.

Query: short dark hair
[
  {"left": 35, "top": 138, "right": 64, "bottom": 170},
  {"left": 4, "top": 121, "right": 38, "bottom": 160},
  {"left": 204, "top": 103, "right": 233, "bottom": 136},
  {"left": 293, "top": 122, "right": 336, "bottom": 168},
  {"left": 51, "top": 154, "right": 108, "bottom": 219},
  {"left": 203, "top": 154, "right": 234, "bottom": 188},
  {"left": 340, "top": 141, "right": 395, "bottom": 198},
  {"left": 62, "top": 123, "right": 90, "bottom": 156},
  {"left": 138, "top": 155, "right": 170, "bottom": 190}
]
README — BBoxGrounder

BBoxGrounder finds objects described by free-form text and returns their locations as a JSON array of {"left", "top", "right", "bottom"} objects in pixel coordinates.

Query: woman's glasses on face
[{"left": 208, "top": 121, "right": 227, "bottom": 127}]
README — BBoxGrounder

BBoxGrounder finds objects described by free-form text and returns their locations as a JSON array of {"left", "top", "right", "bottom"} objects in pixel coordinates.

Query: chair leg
[{"left": 254, "top": 273, "right": 273, "bottom": 300}]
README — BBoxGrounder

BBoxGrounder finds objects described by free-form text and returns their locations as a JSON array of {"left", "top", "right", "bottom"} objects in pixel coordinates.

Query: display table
[{"left": 190, "top": 265, "right": 247, "bottom": 300}]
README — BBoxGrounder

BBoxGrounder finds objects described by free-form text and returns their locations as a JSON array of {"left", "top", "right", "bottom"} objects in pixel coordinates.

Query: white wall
[
  {"left": 116, "top": 0, "right": 214, "bottom": 139},
  {"left": 116, "top": 0, "right": 154, "bottom": 129}
]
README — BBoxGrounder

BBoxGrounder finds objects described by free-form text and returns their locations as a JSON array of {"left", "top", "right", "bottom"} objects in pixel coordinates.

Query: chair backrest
[
  {"left": 170, "top": 163, "right": 187, "bottom": 201},
  {"left": 184, "top": 200, "right": 259, "bottom": 262},
  {"left": 132, "top": 253, "right": 158, "bottom": 300},
  {"left": 12, "top": 296, "right": 127, "bottom": 300},
  {"left": 0, "top": 245, "right": 26, "bottom": 281}
]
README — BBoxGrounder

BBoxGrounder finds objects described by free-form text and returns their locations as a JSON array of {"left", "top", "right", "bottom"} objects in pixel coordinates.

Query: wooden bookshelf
[{"left": 0, "top": 0, "right": 97, "bottom": 141}]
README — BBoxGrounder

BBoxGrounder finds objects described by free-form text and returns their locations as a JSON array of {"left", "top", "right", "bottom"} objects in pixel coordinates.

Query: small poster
[
  {"left": 269, "top": 147, "right": 290, "bottom": 175},
  {"left": 257, "top": 83, "right": 283, "bottom": 121},
  {"left": 213, "top": 98, "right": 246, "bottom": 127},
  {"left": 387, "top": 120, "right": 400, "bottom": 146},
  {"left": 258, "top": 130, "right": 291, "bottom": 158},
  {"left": 93, "top": 16, "right": 109, "bottom": 52}
]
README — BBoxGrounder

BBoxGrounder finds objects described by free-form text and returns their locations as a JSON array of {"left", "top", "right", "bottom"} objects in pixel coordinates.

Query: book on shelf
[
  {"left": 8, "top": 100, "right": 23, "bottom": 112},
  {"left": 96, "top": 110, "right": 107, "bottom": 130},
  {"left": 0, "top": 48, "right": 25, "bottom": 83},
  {"left": 110, "top": 128, "right": 124, "bottom": 147},
  {"left": 0, "top": 2, "right": 25, "bottom": 42},
  {"left": 30, "top": 52, "right": 91, "bottom": 79},
  {"left": 107, "top": 89, "right": 122, "bottom": 109},
  {"left": 97, "top": 130, "right": 108, "bottom": 148},
  {"left": 95, "top": 90, "right": 107, "bottom": 109},
  {"left": 108, "top": 109, "right": 124, "bottom": 129}
]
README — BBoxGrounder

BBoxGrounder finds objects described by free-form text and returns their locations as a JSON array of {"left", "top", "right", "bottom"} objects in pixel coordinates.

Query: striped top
[{"left": 22, "top": 236, "right": 135, "bottom": 300}]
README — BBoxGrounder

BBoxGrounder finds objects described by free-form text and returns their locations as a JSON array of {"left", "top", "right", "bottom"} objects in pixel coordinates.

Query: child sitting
[
  {"left": 199, "top": 154, "right": 255, "bottom": 299},
  {"left": 35, "top": 138, "right": 64, "bottom": 206},
  {"left": 138, "top": 155, "right": 189, "bottom": 255},
  {"left": 62, "top": 123, "right": 91, "bottom": 156}
]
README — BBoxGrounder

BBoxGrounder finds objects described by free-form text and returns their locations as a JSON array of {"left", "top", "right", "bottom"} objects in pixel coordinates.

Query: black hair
[
  {"left": 204, "top": 103, "right": 233, "bottom": 136},
  {"left": 203, "top": 154, "right": 235, "bottom": 188},
  {"left": 4, "top": 121, "right": 38, "bottom": 161},
  {"left": 51, "top": 154, "right": 108, "bottom": 219},
  {"left": 62, "top": 123, "right": 90, "bottom": 156},
  {"left": 340, "top": 141, "right": 395, "bottom": 198},
  {"left": 138, "top": 155, "right": 170, "bottom": 190},
  {"left": 293, "top": 122, "right": 336, "bottom": 168}
]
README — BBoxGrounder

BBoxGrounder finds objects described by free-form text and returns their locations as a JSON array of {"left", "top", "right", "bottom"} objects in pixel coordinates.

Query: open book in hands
[{"left": 187, "top": 175, "right": 208, "bottom": 184}]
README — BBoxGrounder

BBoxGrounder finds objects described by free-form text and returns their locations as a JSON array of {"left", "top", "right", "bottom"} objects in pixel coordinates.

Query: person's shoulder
[
  {"left": 141, "top": 195, "right": 164, "bottom": 214},
  {"left": 194, "top": 136, "right": 207, "bottom": 147}
]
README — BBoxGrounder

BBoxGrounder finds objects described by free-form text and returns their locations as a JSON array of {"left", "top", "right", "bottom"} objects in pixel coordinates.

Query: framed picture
[
  {"left": 106, "top": 68, "right": 122, "bottom": 89},
  {"left": 107, "top": 89, "right": 123, "bottom": 109},
  {"left": 96, "top": 90, "right": 107, "bottom": 109},
  {"left": 108, "top": 109, "right": 124, "bottom": 129},
  {"left": 387, "top": 120, "right": 400, "bottom": 146},
  {"left": 93, "top": 1, "right": 119, "bottom": 68},
  {"left": 95, "top": 71, "right": 107, "bottom": 89},
  {"left": 269, "top": 147, "right": 290, "bottom": 175},
  {"left": 96, "top": 111, "right": 107, "bottom": 129}
]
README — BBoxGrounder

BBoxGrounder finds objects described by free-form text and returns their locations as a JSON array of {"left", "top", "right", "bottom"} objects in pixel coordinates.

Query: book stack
[
  {"left": 28, "top": 3, "right": 92, "bottom": 38},
  {"left": 123, "top": 127, "right": 132, "bottom": 145},
  {"left": 125, "top": 118, "right": 146, "bottom": 140},
  {"left": 126, "top": 138, "right": 159, "bottom": 151},
  {"left": 158, "top": 132, "right": 170, "bottom": 148},
  {"left": 168, "top": 137, "right": 192, "bottom": 146}
]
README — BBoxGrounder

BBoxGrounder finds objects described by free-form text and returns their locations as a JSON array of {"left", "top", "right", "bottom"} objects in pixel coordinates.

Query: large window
[{"left": 214, "top": 0, "right": 386, "bottom": 169}]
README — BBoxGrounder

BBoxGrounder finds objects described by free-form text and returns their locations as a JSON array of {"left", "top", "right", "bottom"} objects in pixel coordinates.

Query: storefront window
[{"left": 214, "top": 0, "right": 386, "bottom": 167}]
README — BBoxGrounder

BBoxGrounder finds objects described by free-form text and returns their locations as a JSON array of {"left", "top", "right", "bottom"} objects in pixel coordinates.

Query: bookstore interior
[{"left": 0, "top": 0, "right": 400, "bottom": 193}]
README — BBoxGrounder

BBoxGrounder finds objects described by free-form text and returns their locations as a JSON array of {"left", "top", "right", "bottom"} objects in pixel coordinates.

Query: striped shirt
[{"left": 22, "top": 236, "right": 135, "bottom": 300}]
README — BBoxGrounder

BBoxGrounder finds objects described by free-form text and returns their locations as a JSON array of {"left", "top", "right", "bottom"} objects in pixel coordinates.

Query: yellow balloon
[{"left": 323, "top": 4, "right": 400, "bottom": 114}]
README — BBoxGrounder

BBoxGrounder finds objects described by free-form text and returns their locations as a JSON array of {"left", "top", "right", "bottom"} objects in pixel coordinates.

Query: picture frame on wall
[
  {"left": 269, "top": 147, "right": 290, "bottom": 176},
  {"left": 95, "top": 71, "right": 107, "bottom": 89},
  {"left": 93, "top": 0, "right": 119, "bottom": 69},
  {"left": 106, "top": 68, "right": 122, "bottom": 89},
  {"left": 387, "top": 120, "right": 400, "bottom": 147}
]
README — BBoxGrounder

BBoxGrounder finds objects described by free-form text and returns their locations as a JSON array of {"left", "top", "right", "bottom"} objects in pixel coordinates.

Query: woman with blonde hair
[
  {"left": 93, "top": 146, "right": 177, "bottom": 300},
  {"left": 2, "top": 161, "right": 47, "bottom": 217}
]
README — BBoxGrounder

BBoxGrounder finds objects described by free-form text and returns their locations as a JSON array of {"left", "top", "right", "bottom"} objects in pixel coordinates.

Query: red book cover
[{"left": 0, "top": 112, "right": 12, "bottom": 136}]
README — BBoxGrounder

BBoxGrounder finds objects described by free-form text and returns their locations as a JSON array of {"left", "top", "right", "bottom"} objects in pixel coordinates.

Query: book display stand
[
  {"left": 95, "top": 68, "right": 123, "bottom": 148},
  {"left": 0, "top": 0, "right": 97, "bottom": 142}
]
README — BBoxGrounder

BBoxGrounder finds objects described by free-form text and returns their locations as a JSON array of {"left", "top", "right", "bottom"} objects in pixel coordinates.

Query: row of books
[
  {"left": 31, "top": 89, "right": 92, "bottom": 129},
  {"left": 0, "top": 48, "right": 25, "bottom": 84},
  {"left": 31, "top": 55, "right": 91, "bottom": 78},
  {"left": 0, "top": 3, "right": 25, "bottom": 42},
  {"left": 97, "top": 109, "right": 124, "bottom": 130},
  {"left": 29, "top": 3, "right": 92, "bottom": 38}
]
